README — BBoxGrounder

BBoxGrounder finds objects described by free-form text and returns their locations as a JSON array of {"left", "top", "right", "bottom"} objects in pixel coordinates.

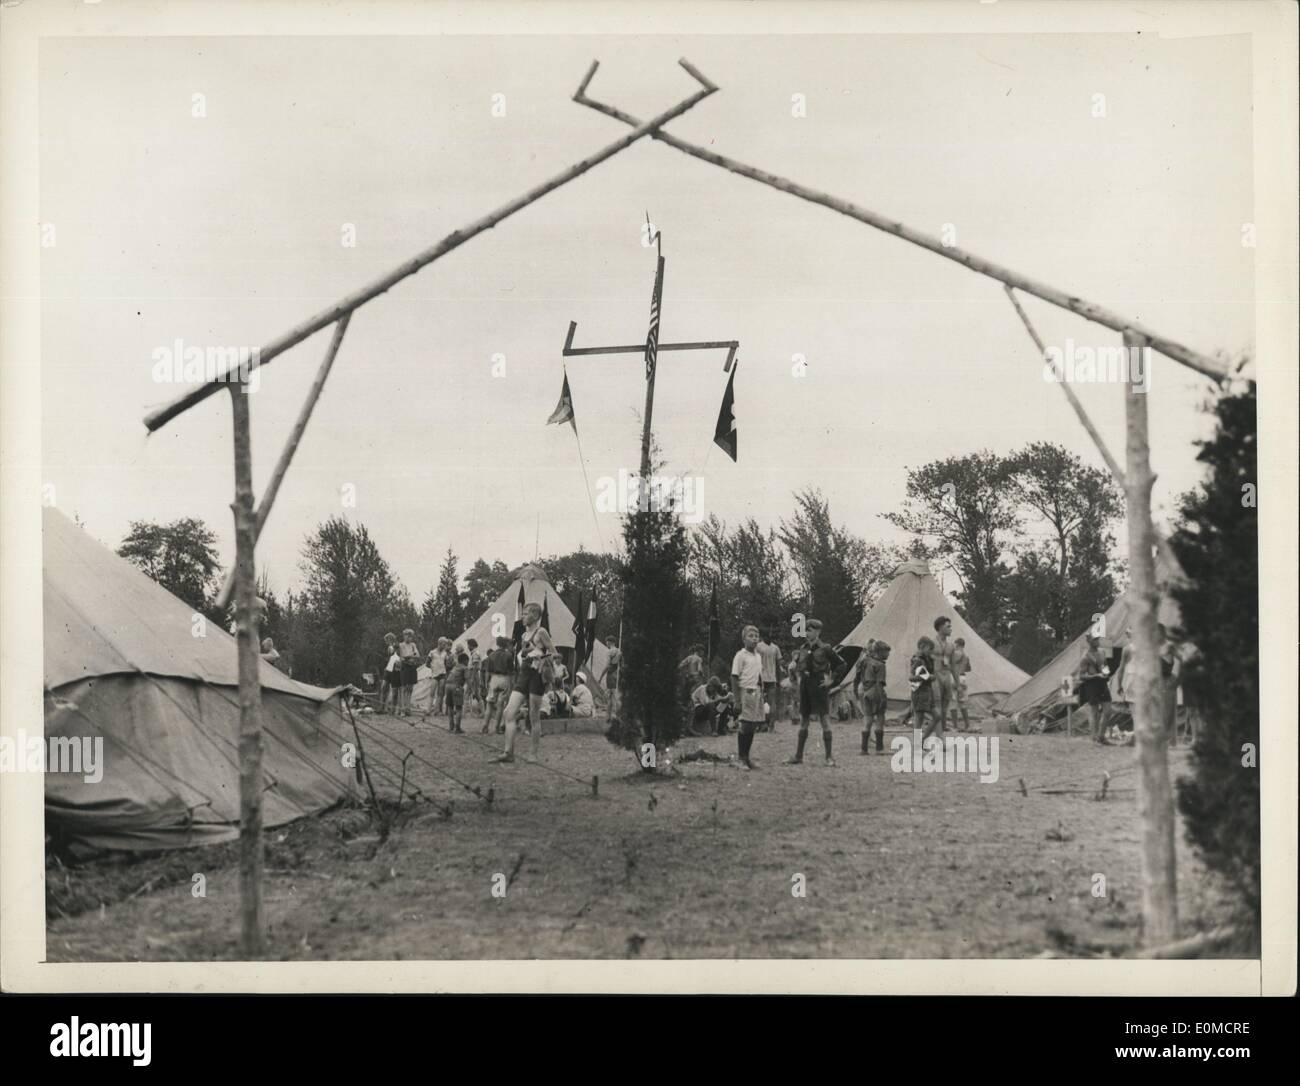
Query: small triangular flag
[{"left": 547, "top": 370, "right": 576, "bottom": 430}]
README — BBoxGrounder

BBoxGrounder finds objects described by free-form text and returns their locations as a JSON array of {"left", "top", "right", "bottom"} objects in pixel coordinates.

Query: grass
[{"left": 45, "top": 712, "right": 1243, "bottom": 961}]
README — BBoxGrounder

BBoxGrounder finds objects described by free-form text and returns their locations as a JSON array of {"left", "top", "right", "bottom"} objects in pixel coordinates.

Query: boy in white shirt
[{"left": 730, "top": 624, "right": 765, "bottom": 771}]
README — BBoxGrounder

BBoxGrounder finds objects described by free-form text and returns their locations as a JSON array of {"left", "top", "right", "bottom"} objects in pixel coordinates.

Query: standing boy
[
  {"left": 428, "top": 639, "right": 448, "bottom": 716},
  {"left": 484, "top": 636, "right": 514, "bottom": 734},
  {"left": 950, "top": 636, "right": 972, "bottom": 732},
  {"left": 466, "top": 638, "right": 484, "bottom": 718},
  {"left": 445, "top": 651, "right": 469, "bottom": 734},
  {"left": 911, "top": 636, "right": 938, "bottom": 742},
  {"left": 756, "top": 628, "right": 784, "bottom": 732},
  {"left": 858, "top": 639, "right": 890, "bottom": 754},
  {"left": 932, "top": 616, "right": 956, "bottom": 740},
  {"left": 730, "top": 624, "right": 766, "bottom": 770},
  {"left": 786, "top": 619, "right": 844, "bottom": 767}
]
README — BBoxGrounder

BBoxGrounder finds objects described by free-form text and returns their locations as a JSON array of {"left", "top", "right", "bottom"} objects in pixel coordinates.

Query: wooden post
[
  {"left": 213, "top": 313, "right": 352, "bottom": 611},
  {"left": 143, "top": 59, "right": 718, "bottom": 433},
  {"left": 229, "top": 382, "right": 266, "bottom": 957},
  {"left": 573, "top": 83, "right": 1228, "bottom": 382},
  {"left": 1123, "top": 328, "right": 1178, "bottom": 945}
]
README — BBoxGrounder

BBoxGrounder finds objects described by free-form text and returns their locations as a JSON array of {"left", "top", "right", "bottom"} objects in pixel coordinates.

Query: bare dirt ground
[{"left": 46, "top": 712, "right": 1241, "bottom": 961}]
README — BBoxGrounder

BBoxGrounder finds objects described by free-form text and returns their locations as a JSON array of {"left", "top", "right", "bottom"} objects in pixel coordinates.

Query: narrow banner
[
  {"left": 645, "top": 254, "right": 665, "bottom": 382},
  {"left": 713, "top": 360, "right": 737, "bottom": 461}
]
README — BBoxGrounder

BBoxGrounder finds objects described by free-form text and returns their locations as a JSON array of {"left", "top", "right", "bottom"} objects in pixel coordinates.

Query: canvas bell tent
[
  {"left": 830, "top": 559, "right": 1029, "bottom": 712},
  {"left": 457, "top": 563, "right": 612, "bottom": 688},
  {"left": 42, "top": 507, "right": 357, "bottom": 852},
  {"left": 995, "top": 558, "right": 1184, "bottom": 721}
]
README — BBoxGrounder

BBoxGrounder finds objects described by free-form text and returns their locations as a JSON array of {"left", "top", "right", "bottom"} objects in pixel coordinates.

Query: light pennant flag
[
  {"left": 645, "top": 227, "right": 665, "bottom": 382},
  {"left": 547, "top": 368, "right": 576, "bottom": 431}
]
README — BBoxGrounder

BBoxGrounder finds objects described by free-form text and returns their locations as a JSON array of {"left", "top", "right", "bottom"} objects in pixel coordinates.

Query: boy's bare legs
[
  {"left": 528, "top": 693, "right": 542, "bottom": 760},
  {"left": 496, "top": 690, "right": 526, "bottom": 761}
]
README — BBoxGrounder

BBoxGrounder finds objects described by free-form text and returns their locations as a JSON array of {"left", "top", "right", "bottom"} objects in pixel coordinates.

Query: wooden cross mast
[{"left": 562, "top": 220, "right": 738, "bottom": 493}]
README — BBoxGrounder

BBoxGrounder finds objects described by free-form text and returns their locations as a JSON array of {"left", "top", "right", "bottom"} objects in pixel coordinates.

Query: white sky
[{"left": 39, "top": 31, "right": 1253, "bottom": 600}]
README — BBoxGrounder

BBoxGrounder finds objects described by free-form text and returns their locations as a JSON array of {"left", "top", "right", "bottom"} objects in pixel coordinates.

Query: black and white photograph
[{"left": 1, "top": 0, "right": 1295, "bottom": 1000}]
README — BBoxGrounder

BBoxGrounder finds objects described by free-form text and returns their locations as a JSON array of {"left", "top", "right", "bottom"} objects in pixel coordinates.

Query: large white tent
[{"left": 830, "top": 559, "right": 1029, "bottom": 710}]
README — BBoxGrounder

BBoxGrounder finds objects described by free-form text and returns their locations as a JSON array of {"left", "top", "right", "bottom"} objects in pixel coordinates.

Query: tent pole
[
  {"left": 143, "top": 59, "right": 718, "bottom": 434},
  {"left": 229, "top": 382, "right": 266, "bottom": 957},
  {"left": 1122, "top": 329, "right": 1178, "bottom": 946},
  {"left": 1004, "top": 286, "right": 1184, "bottom": 579},
  {"left": 213, "top": 312, "right": 352, "bottom": 612},
  {"left": 572, "top": 86, "right": 1227, "bottom": 382}
]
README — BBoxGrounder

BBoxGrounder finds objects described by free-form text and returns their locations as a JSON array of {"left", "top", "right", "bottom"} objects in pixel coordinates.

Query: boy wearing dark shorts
[
  {"left": 445, "top": 652, "right": 469, "bottom": 734},
  {"left": 858, "top": 639, "right": 889, "bottom": 754},
  {"left": 786, "top": 619, "right": 844, "bottom": 767}
]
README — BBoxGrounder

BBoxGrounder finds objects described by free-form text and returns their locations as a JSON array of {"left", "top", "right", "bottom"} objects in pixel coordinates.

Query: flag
[
  {"left": 583, "top": 597, "right": 598, "bottom": 668},
  {"left": 511, "top": 582, "right": 526, "bottom": 649},
  {"left": 547, "top": 369, "right": 576, "bottom": 430},
  {"left": 713, "top": 361, "right": 737, "bottom": 462},
  {"left": 571, "top": 589, "right": 587, "bottom": 674},
  {"left": 707, "top": 581, "right": 721, "bottom": 665},
  {"left": 645, "top": 253, "right": 665, "bottom": 382}
]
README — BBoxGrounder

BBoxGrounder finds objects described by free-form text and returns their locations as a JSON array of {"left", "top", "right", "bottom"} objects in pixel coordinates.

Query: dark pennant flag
[
  {"left": 713, "top": 361, "right": 737, "bottom": 461},
  {"left": 511, "top": 582, "right": 527, "bottom": 650},
  {"left": 571, "top": 589, "right": 587, "bottom": 675}
]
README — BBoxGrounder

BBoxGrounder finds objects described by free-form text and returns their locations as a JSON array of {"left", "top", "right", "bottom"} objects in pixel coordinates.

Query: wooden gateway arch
[{"left": 142, "top": 58, "right": 1230, "bottom": 955}]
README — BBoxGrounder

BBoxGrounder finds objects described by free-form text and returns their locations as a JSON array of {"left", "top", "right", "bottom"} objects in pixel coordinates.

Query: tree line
[{"left": 116, "top": 440, "right": 1123, "bottom": 687}]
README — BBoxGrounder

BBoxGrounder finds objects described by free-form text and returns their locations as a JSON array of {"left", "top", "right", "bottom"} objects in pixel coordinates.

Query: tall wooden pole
[
  {"left": 229, "top": 382, "right": 266, "bottom": 957},
  {"left": 1123, "top": 328, "right": 1178, "bottom": 945},
  {"left": 143, "top": 59, "right": 718, "bottom": 434},
  {"left": 573, "top": 83, "right": 1228, "bottom": 382},
  {"left": 638, "top": 251, "right": 665, "bottom": 507},
  {"left": 213, "top": 312, "right": 352, "bottom": 611}
]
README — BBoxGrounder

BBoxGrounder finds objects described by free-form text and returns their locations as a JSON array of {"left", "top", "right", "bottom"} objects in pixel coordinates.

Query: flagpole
[{"left": 638, "top": 229, "right": 665, "bottom": 506}]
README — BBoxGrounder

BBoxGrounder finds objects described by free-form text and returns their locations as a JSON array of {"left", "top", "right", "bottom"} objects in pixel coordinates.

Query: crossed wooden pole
[{"left": 142, "top": 57, "right": 1228, "bottom": 956}]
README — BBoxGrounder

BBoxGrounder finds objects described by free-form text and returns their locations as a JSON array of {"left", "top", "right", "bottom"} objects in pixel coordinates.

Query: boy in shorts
[
  {"left": 786, "top": 619, "right": 844, "bottom": 766},
  {"left": 911, "top": 636, "right": 938, "bottom": 741},
  {"left": 483, "top": 636, "right": 514, "bottom": 734},
  {"left": 857, "top": 639, "right": 889, "bottom": 754},
  {"left": 756, "top": 628, "right": 783, "bottom": 732},
  {"left": 445, "top": 651, "right": 469, "bottom": 734},
  {"left": 730, "top": 625, "right": 765, "bottom": 770}
]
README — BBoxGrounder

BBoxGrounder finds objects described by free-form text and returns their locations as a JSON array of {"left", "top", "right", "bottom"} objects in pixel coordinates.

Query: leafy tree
[
  {"left": 118, "top": 517, "right": 222, "bottom": 616},
  {"left": 1172, "top": 381, "right": 1259, "bottom": 944},
  {"left": 422, "top": 547, "right": 464, "bottom": 640},
  {"left": 539, "top": 548, "right": 624, "bottom": 639},
  {"left": 1003, "top": 442, "right": 1123, "bottom": 642},
  {"left": 777, "top": 488, "right": 862, "bottom": 645},
  {"left": 462, "top": 558, "right": 513, "bottom": 621},
  {"left": 883, "top": 452, "right": 1020, "bottom": 643},
  {"left": 295, "top": 517, "right": 407, "bottom": 685}
]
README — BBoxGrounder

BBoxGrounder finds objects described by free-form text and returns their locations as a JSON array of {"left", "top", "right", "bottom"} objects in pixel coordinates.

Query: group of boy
[
  {"left": 728, "top": 619, "right": 845, "bottom": 771},
  {"left": 904, "top": 616, "right": 973, "bottom": 740}
]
